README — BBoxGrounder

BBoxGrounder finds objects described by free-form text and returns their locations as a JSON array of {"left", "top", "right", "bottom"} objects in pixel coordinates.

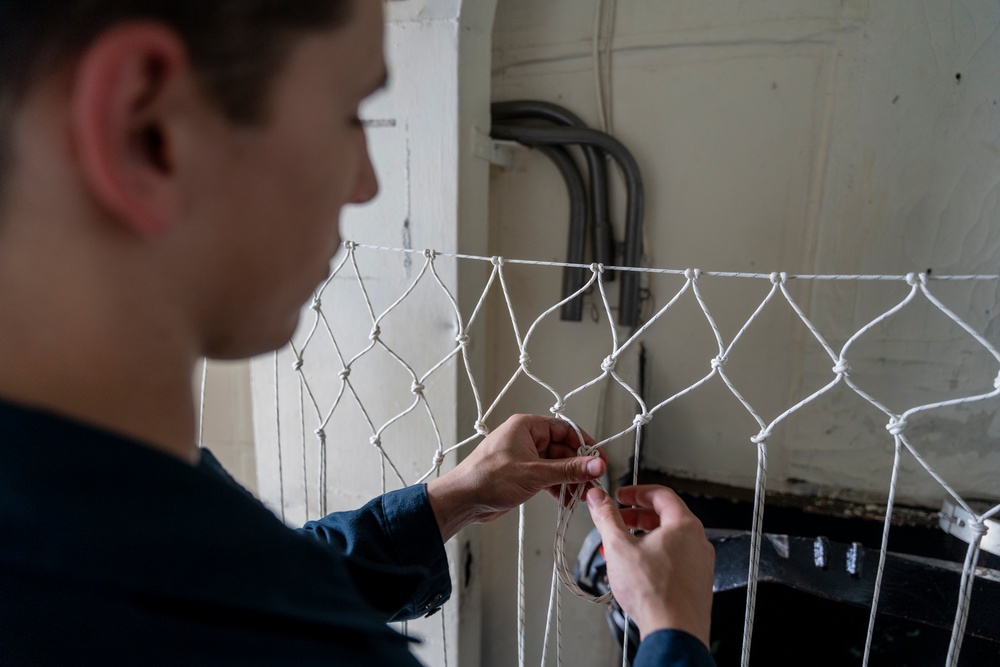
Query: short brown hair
[{"left": 0, "top": 0, "right": 354, "bottom": 205}]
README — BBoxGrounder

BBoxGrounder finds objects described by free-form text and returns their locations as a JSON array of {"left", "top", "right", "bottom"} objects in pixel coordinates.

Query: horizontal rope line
[{"left": 348, "top": 243, "right": 1000, "bottom": 282}]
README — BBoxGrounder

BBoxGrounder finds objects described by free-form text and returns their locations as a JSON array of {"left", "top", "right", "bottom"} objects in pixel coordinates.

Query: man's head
[
  {"left": 0, "top": 0, "right": 385, "bottom": 358},
  {"left": 0, "top": 1, "right": 353, "bottom": 202}
]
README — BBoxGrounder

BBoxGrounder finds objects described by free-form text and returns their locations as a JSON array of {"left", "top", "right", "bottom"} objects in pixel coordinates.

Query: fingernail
[{"left": 586, "top": 457, "right": 603, "bottom": 476}]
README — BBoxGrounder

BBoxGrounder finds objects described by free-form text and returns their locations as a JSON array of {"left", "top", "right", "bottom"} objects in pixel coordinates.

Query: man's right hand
[{"left": 586, "top": 484, "right": 715, "bottom": 648}]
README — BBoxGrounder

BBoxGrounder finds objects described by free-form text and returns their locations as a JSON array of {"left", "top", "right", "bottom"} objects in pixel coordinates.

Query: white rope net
[{"left": 246, "top": 241, "right": 999, "bottom": 667}]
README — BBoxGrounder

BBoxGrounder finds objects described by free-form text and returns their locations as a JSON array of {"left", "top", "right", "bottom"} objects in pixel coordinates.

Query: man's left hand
[{"left": 426, "top": 414, "right": 607, "bottom": 541}]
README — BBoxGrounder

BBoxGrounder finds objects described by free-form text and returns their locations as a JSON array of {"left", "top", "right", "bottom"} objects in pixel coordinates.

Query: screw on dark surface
[
  {"left": 846, "top": 542, "right": 864, "bottom": 578},
  {"left": 814, "top": 536, "right": 830, "bottom": 569}
]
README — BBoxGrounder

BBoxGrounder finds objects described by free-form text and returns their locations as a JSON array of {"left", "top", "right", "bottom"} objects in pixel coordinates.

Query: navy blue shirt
[{"left": 0, "top": 400, "right": 713, "bottom": 666}]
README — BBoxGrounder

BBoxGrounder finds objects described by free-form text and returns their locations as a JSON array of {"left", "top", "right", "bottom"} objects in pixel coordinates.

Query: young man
[{"left": 0, "top": 1, "right": 715, "bottom": 665}]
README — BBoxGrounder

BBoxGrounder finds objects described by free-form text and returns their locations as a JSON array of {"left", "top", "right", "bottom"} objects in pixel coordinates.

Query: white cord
[{"left": 262, "top": 242, "right": 1000, "bottom": 667}]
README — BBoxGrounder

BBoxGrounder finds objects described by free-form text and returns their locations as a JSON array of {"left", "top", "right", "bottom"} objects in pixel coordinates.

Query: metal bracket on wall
[
  {"left": 708, "top": 529, "right": 1000, "bottom": 642},
  {"left": 472, "top": 128, "right": 520, "bottom": 167},
  {"left": 939, "top": 499, "right": 1000, "bottom": 558}
]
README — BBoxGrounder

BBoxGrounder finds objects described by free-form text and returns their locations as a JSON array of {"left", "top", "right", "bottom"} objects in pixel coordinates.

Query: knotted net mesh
[{"left": 222, "top": 241, "right": 999, "bottom": 667}]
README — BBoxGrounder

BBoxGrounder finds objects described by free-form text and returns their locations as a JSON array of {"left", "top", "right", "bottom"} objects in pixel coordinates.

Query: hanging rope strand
[{"left": 260, "top": 242, "right": 1000, "bottom": 667}]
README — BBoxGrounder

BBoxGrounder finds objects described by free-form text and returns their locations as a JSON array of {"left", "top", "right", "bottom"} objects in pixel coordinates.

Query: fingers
[
  {"left": 585, "top": 487, "right": 632, "bottom": 545},
  {"left": 532, "top": 456, "right": 606, "bottom": 493},
  {"left": 465, "top": 414, "right": 607, "bottom": 519},
  {"left": 528, "top": 456, "right": 607, "bottom": 500},
  {"left": 545, "top": 479, "right": 601, "bottom": 506},
  {"left": 618, "top": 507, "right": 663, "bottom": 532},
  {"left": 523, "top": 414, "right": 597, "bottom": 454},
  {"left": 615, "top": 484, "right": 690, "bottom": 522},
  {"left": 542, "top": 442, "right": 586, "bottom": 461}
]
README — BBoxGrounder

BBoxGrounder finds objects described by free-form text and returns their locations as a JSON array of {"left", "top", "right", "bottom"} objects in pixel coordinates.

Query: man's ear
[{"left": 70, "top": 22, "right": 191, "bottom": 237}]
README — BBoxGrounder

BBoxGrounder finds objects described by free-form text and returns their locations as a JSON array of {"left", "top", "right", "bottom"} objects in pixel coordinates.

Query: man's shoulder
[{"left": 0, "top": 399, "right": 419, "bottom": 666}]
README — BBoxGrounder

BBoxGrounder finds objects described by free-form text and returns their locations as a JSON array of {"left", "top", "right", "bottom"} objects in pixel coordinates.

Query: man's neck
[
  {"left": 0, "top": 340, "right": 201, "bottom": 465},
  {"left": 0, "top": 241, "right": 202, "bottom": 464},
  {"left": 0, "top": 77, "right": 207, "bottom": 464}
]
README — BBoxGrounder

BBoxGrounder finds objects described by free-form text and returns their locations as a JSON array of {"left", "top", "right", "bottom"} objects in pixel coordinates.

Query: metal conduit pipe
[
  {"left": 490, "top": 109, "right": 591, "bottom": 320},
  {"left": 534, "top": 145, "right": 588, "bottom": 321},
  {"left": 491, "top": 101, "right": 615, "bottom": 277},
  {"left": 491, "top": 124, "right": 645, "bottom": 327}
]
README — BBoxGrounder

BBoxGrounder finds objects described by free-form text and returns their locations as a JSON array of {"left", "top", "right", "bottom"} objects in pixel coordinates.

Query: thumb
[
  {"left": 535, "top": 455, "right": 605, "bottom": 488},
  {"left": 586, "top": 487, "right": 631, "bottom": 544}
]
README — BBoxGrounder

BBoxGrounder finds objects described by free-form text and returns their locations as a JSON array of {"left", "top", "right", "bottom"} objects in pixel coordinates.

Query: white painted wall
[
  {"left": 196, "top": 360, "right": 257, "bottom": 494},
  {"left": 207, "top": 1, "right": 1000, "bottom": 665},
  {"left": 247, "top": 2, "right": 494, "bottom": 665},
  {"left": 479, "top": 2, "right": 1000, "bottom": 663},
  {"left": 488, "top": 0, "right": 1000, "bottom": 505}
]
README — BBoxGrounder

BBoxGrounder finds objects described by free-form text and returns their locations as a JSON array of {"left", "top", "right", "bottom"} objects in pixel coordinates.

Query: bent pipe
[
  {"left": 491, "top": 124, "right": 645, "bottom": 327},
  {"left": 491, "top": 101, "right": 615, "bottom": 278},
  {"left": 534, "top": 145, "right": 588, "bottom": 321},
  {"left": 490, "top": 111, "right": 590, "bottom": 321}
]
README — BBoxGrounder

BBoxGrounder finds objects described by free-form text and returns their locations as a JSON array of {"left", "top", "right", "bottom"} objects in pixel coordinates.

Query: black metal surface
[
  {"left": 637, "top": 472, "right": 1000, "bottom": 662},
  {"left": 709, "top": 529, "right": 1000, "bottom": 642}
]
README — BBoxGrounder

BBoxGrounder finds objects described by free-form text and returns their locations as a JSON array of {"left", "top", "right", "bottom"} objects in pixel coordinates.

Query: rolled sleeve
[
  {"left": 298, "top": 484, "right": 452, "bottom": 622},
  {"left": 633, "top": 629, "right": 717, "bottom": 667}
]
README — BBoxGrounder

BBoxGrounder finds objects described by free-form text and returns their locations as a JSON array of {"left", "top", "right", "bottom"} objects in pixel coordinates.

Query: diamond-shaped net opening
[{"left": 211, "top": 243, "right": 1000, "bottom": 667}]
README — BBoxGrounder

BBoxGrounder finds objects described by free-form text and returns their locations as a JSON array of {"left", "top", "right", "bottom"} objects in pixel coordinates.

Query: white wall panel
[{"left": 489, "top": 0, "right": 1000, "bottom": 506}]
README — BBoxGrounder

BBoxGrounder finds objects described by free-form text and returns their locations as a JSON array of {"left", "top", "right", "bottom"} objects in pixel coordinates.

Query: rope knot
[
  {"left": 455, "top": 334, "right": 470, "bottom": 347},
  {"left": 490, "top": 256, "right": 505, "bottom": 267},
  {"left": 432, "top": 451, "right": 445, "bottom": 467},
  {"left": 368, "top": 325, "right": 381, "bottom": 340},
  {"left": 410, "top": 381, "right": 425, "bottom": 395},
  {"left": 423, "top": 248, "right": 437, "bottom": 260},
  {"left": 519, "top": 351, "right": 531, "bottom": 366},
  {"left": 474, "top": 420, "right": 490, "bottom": 436},
  {"left": 343, "top": 240, "right": 357, "bottom": 251},
  {"left": 293, "top": 358, "right": 304, "bottom": 371},
  {"left": 905, "top": 272, "right": 918, "bottom": 286},
  {"left": 684, "top": 268, "right": 701, "bottom": 281},
  {"left": 711, "top": 355, "right": 727, "bottom": 370},
  {"left": 769, "top": 272, "right": 788, "bottom": 285},
  {"left": 338, "top": 367, "right": 351, "bottom": 380},
  {"left": 315, "top": 428, "right": 326, "bottom": 443},
  {"left": 968, "top": 521, "right": 989, "bottom": 538},
  {"left": 832, "top": 358, "right": 851, "bottom": 376},
  {"left": 633, "top": 412, "right": 652, "bottom": 428},
  {"left": 601, "top": 356, "right": 616, "bottom": 372},
  {"left": 310, "top": 297, "right": 322, "bottom": 311},
  {"left": 886, "top": 416, "right": 907, "bottom": 436},
  {"left": 369, "top": 435, "right": 382, "bottom": 448},
  {"left": 577, "top": 444, "right": 597, "bottom": 457},
  {"left": 750, "top": 430, "right": 770, "bottom": 444},
  {"left": 590, "top": 263, "right": 605, "bottom": 274},
  {"left": 549, "top": 401, "right": 565, "bottom": 416}
]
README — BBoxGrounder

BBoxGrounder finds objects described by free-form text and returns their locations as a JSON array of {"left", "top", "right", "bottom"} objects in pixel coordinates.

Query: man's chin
[{"left": 204, "top": 313, "right": 301, "bottom": 361}]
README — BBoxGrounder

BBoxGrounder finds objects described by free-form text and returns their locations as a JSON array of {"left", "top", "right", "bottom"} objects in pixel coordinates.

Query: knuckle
[
  {"left": 680, "top": 516, "right": 706, "bottom": 535},
  {"left": 504, "top": 413, "right": 528, "bottom": 429}
]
